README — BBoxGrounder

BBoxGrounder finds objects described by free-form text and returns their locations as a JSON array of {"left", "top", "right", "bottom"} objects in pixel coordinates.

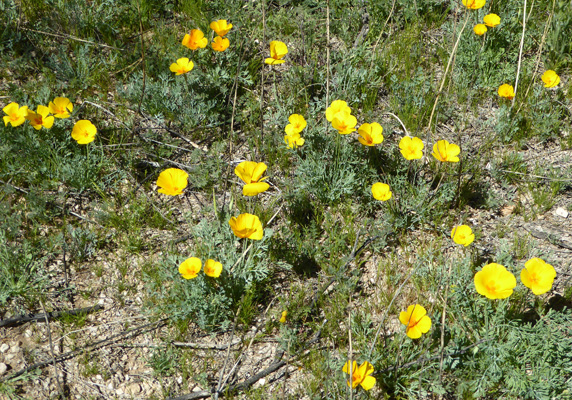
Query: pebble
[
  {"left": 0, "top": 343, "right": 9, "bottom": 353},
  {"left": 125, "top": 383, "right": 141, "bottom": 395},
  {"left": 554, "top": 207, "right": 569, "bottom": 218},
  {"left": 0, "top": 363, "right": 7, "bottom": 375}
]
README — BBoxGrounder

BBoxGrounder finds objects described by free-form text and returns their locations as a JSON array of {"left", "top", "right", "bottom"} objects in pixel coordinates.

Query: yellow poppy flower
[
  {"left": 229, "top": 213, "right": 264, "bottom": 240},
  {"left": 284, "top": 132, "right": 305, "bottom": 149},
  {"left": 279, "top": 310, "right": 287, "bottom": 323},
  {"left": 371, "top": 182, "right": 392, "bottom": 201},
  {"left": 182, "top": 29, "right": 208, "bottom": 50},
  {"left": 541, "top": 70, "right": 560, "bottom": 88},
  {"left": 498, "top": 84, "right": 515, "bottom": 99},
  {"left": 473, "top": 24, "right": 487, "bottom": 36},
  {"left": 204, "top": 259, "right": 223, "bottom": 278},
  {"left": 285, "top": 114, "right": 307, "bottom": 135},
  {"left": 3, "top": 102, "right": 29, "bottom": 127},
  {"left": 342, "top": 361, "right": 376, "bottom": 391},
  {"left": 71, "top": 120, "right": 97, "bottom": 144},
  {"left": 451, "top": 225, "right": 475, "bottom": 247},
  {"left": 169, "top": 57, "right": 194, "bottom": 75},
  {"left": 432, "top": 140, "right": 460, "bottom": 162},
  {"left": 520, "top": 258, "right": 556, "bottom": 295},
  {"left": 483, "top": 13, "right": 501, "bottom": 27},
  {"left": 179, "top": 257, "right": 201, "bottom": 280},
  {"left": 399, "top": 304, "right": 432, "bottom": 339},
  {"left": 331, "top": 112, "right": 357, "bottom": 135},
  {"left": 156, "top": 168, "right": 189, "bottom": 196},
  {"left": 48, "top": 97, "right": 73, "bottom": 118},
  {"left": 234, "top": 161, "right": 270, "bottom": 196},
  {"left": 399, "top": 136, "right": 424, "bottom": 160},
  {"left": 265, "top": 41, "right": 288, "bottom": 65},
  {"left": 26, "top": 105, "right": 55, "bottom": 130},
  {"left": 212, "top": 36, "right": 230, "bottom": 52},
  {"left": 462, "top": 0, "right": 486, "bottom": 9},
  {"left": 357, "top": 122, "right": 384, "bottom": 146},
  {"left": 474, "top": 263, "right": 516, "bottom": 299},
  {"left": 325, "top": 100, "right": 351, "bottom": 122},
  {"left": 209, "top": 20, "right": 232, "bottom": 36}
]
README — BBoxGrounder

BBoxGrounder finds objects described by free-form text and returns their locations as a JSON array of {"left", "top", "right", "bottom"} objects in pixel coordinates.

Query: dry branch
[
  {"left": 0, "top": 305, "right": 103, "bottom": 328},
  {"left": 0, "top": 319, "right": 167, "bottom": 383}
]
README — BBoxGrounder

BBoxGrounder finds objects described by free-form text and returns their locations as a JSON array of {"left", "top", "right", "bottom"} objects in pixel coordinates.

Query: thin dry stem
[
  {"left": 40, "top": 299, "right": 64, "bottom": 397},
  {"left": 512, "top": 0, "right": 528, "bottom": 108},
  {"left": 516, "top": 0, "right": 555, "bottom": 115},
  {"left": 438, "top": 262, "right": 454, "bottom": 383},
  {"left": 426, "top": 12, "right": 470, "bottom": 139},
  {"left": 348, "top": 309, "right": 353, "bottom": 400},
  {"left": 326, "top": 0, "right": 330, "bottom": 122}
]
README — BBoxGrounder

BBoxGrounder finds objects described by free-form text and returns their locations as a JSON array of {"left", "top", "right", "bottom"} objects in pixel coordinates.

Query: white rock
[
  {"left": 0, "top": 344, "right": 9, "bottom": 353},
  {"left": 554, "top": 207, "right": 569, "bottom": 218},
  {"left": 125, "top": 383, "right": 141, "bottom": 395},
  {"left": 176, "top": 376, "right": 183, "bottom": 384},
  {"left": 116, "top": 388, "right": 124, "bottom": 395},
  {"left": 0, "top": 363, "right": 7, "bottom": 375}
]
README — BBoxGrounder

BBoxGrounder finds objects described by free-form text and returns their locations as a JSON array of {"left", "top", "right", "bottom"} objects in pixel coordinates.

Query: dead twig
[
  {"left": 20, "top": 27, "right": 123, "bottom": 50},
  {"left": 0, "top": 305, "right": 103, "bottom": 328},
  {"left": 40, "top": 300, "right": 64, "bottom": 397},
  {"left": 1, "top": 319, "right": 167, "bottom": 383}
]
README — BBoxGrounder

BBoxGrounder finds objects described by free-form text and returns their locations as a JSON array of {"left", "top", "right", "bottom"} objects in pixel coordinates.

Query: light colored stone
[
  {"left": 0, "top": 363, "right": 7, "bottom": 375},
  {"left": 125, "top": 383, "right": 141, "bottom": 395},
  {"left": 554, "top": 207, "right": 569, "bottom": 218},
  {"left": 0, "top": 343, "right": 9, "bottom": 353}
]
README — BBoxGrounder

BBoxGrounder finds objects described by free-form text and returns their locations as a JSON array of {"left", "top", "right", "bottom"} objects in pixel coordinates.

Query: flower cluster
[
  {"left": 326, "top": 100, "right": 357, "bottom": 135},
  {"left": 474, "top": 13, "right": 501, "bottom": 35},
  {"left": 179, "top": 257, "right": 223, "bottom": 279},
  {"left": 3, "top": 98, "right": 98, "bottom": 145},
  {"left": 174, "top": 20, "right": 233, "bottom": 75},
  {"left": 474, "top": 258, "right": 556, "bottom": 299},
  {"left": 4, "top": 97, "right": 73, "bottom": 129},
  {"left": 284, "top": 114, "right": 306, "bottom": 149}
]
